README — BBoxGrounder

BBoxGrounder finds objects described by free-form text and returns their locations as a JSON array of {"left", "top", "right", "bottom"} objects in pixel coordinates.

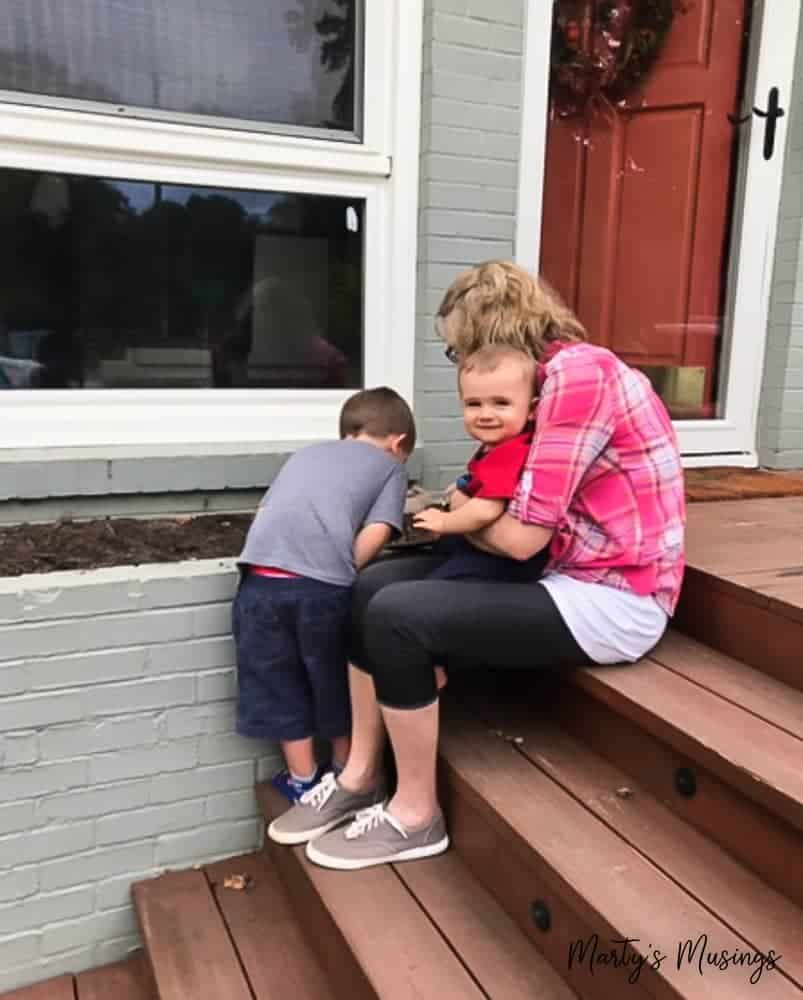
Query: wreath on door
[{"left": 550, "top": 0, "right": 685, "bottom": 115}]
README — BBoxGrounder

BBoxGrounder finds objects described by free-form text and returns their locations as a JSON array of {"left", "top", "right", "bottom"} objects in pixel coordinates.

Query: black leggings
[{"left": 349, "top": 552, "right": 593, "bottom": 710}]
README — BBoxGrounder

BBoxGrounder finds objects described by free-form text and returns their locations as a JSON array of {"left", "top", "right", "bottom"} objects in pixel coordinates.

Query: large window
[
  {"left": 0, "top": 1, "right": 422, "bottom": 449},
  {"left": 0, "top": 170, "right": 364, "bottom": 390},
  {"left": 0, "top": 0, "right": 361, "bottom": 137}
]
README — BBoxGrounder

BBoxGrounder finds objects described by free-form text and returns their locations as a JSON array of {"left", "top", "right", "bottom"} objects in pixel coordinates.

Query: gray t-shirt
[{"left": 238, "top": 439, "right": 407, "bottom": 586}]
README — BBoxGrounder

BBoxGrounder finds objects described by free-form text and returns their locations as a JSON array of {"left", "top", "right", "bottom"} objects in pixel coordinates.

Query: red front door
[{"left": 540, "top": 0, "right": 749, "bottom": 416}]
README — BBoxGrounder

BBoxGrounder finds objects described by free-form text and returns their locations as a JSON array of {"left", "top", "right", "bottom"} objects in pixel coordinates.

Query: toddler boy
[
  {"left": 414, "top": 345, "right": 543, "bottom": 582},
  {"left": 234, "top": 387, "right": 415, "bottom": 801}
]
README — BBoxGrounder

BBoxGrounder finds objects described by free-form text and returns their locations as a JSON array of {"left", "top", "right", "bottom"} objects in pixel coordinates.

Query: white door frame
[{"left": 515, "top": 0, "right": 801, "bottom": 466}]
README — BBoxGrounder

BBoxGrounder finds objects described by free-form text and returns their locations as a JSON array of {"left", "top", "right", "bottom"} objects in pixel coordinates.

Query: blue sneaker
[{"left": 271, "top": 766, "right": 327, "bottom": 803}]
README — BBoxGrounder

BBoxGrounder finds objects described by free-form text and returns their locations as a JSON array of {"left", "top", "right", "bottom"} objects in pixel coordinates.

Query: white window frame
[{"left": 0, "top": 0, "right": 423, "bottom": 450}]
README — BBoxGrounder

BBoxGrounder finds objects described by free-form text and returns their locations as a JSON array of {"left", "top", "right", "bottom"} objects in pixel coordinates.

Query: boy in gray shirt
[{"left": 234, "top": 387, "right": 415, "bottom": 801}]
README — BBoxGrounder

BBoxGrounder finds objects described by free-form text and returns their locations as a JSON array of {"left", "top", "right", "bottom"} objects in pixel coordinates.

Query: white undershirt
[{"left": 539, "top": 573, "right": 668, "bottom": 664}]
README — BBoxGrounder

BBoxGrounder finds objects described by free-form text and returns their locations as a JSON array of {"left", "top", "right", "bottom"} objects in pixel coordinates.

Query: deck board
[
  {"left": 396, "top": 852, "right": 578, "bottom": 1000},
  {"left": 132, "top": 869, "right": 251, "bottom": 1000},
  {"left": 648, "top": 631, "right": 803, "bottom": 741},
  {"left": 1, "top": 976, "right": 74, "bottom": 1000},
  {"left": 75, "top": 953, "right": 155, "bottom": 1000},
  {"left": 686, "top": 498, "right": 803, "bottom": 605},
  {"left": 459, "top": 693, "right": 803, "bottom": 992},
  {"left": 574, "top": 661, "right": 803, "bottom": 831},
  {"left": 440, "top": 702, "right": 801, "bottom": 1000},
  {"left": 258, "top": 782, "right": 488, "bottom": 1000},
  {"left": 205, "top": 853, "right": 336, "bottom": 1000},
  {"left": 553, "top": 683, "right": 803, "bottom": 910}
]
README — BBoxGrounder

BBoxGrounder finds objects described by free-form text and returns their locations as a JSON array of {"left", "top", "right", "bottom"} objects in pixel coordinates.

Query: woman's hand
[{"left": 413, "top": 507, "right": 447, "bottom": 535}]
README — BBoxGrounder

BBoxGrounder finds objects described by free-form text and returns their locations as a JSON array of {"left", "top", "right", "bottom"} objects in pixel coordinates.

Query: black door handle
[{"left": 753, "top": 86, "right": 785, "bottom": 160}]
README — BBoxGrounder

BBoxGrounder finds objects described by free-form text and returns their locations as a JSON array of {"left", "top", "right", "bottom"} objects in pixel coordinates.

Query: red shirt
[
  {"left": 507, "top": 342, "right": 686, "bottom": 614},
  {"left": 463, "top": 431, "right": 533, "bottom": 500}
]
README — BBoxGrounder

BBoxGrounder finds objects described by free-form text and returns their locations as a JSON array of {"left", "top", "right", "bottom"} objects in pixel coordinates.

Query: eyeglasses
[{"left": 443, "top": 346, "right": 459, "bottom": 364}]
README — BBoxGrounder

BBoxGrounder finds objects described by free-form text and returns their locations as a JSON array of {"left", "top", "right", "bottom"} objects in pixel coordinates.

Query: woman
[{"left": 268, "top": 261, "right": 686, "bottom": 869}]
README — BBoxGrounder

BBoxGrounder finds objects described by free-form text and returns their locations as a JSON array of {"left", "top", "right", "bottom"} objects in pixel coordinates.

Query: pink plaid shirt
[{"left": 508, "top": 342, "right": 686, "bottom": 615}]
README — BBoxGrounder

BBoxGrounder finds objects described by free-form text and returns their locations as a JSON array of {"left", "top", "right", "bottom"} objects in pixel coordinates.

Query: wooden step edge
[
  {"left": 0, "top": 975, "right": 74, "bottom": 1000},
  {"left": 132, "top": 868, "right": 251, "bottom": 1000},
  {"left": 572, "top": 661, "right": 803, "bottom": 832},
  {"left": 256, "top": 784, "right": 377, "bottom": 1000},
  {"left": 258, "top": 782, "right": 486, "bottom": 1000},
  {"left": 75, "top": 952, "right": 157, "bottom": 1000},
  {"left": 438, "top": 702, "right": 800, "bottom": 1000},
  {"left": 650, "top": 630, "right": 803, "bottom": 743},
  {"left": 456, "top": 689, "right": 803, "bottom": 994},
  {"left": 552, "top": 684, "right": 803, "bottom": 911},
  {"left": 394, "top": 850, "right": 579, "bottom": 1000},
  {"left": 675, "top": 567, "right": 803, "bottom": 692},
  {"left": 204, "top": 852, "right": 336, "bottom": 1000},
  {"left": 681, "top": 561, "right": 803, "bottom": 629},
  {"left": 0, "top": 954, "right": 156, "bottom": 1000}
]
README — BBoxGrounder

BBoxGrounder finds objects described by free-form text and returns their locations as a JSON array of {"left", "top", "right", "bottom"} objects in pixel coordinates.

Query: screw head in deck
[
  {"left": 530, "top": 899, "right": 551, "bottom": 932},
  {"left": 674, "top": 766, "right": 697, "bottom": 798}
]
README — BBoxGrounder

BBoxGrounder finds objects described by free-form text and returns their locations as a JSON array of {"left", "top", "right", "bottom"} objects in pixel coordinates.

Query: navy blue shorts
[{"left": 232, "top": 572, "right": 352, "bottom": 742}]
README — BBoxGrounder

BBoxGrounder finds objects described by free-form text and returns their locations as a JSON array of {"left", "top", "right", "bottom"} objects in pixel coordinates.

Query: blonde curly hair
[{"left": 436, "top": 261, "right": 586, "bottom": 360}]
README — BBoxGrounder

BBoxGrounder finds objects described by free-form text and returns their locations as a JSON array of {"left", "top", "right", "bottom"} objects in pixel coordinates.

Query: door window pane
[
  {"left": 0, "top": 0, "right": 360, "bottom": 134},
  {"left": 0, "top": 169, "right": 364, "bottom": 389}
]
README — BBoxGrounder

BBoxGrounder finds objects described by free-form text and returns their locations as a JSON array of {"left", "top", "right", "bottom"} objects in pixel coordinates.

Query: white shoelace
[
  {"left": 345, "top": 804, "right": 408, "bottom": 841},
  {"left": 299, "top": 771, "right": 337, "bottom": 811}
]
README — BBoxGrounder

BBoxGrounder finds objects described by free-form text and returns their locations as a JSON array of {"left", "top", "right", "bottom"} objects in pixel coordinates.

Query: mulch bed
[
  {"left": 0, "top": 514, "right": 252, "bottom": 579},
  {"left": 2, "top": 468, "right": 803, "bottom": 578}
]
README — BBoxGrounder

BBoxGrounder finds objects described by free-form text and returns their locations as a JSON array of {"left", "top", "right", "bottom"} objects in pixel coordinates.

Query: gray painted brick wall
[
  {"left": 0, "top": 445, "right": 296, "bottom": 503},
  {"left": 759, "top": 24, "right": 803, "bottom": 468},
  {"left": 0, "top": 560, "right": 274, "bottom": 993},
  {"left": 415, "top": 0, "right": 525, "bottom": 488}
]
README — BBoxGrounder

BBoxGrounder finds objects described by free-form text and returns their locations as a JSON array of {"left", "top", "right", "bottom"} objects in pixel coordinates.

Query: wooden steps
[
  {"left": 258, "top": 781, "right": 575, "bottom": 1000},
  {"left": 551, "top": 628, "right": 803, "bottom": 908},
  {"left": 573, "top": 635, "right": 803, "bottom": 832},
  {"left": 439, "top": 699, "right": 801, "bottom": 1000},
  {"left": 676, "top": 497, "right": 803, "bottom": 691},
  {"left": 76, "top": 953, "right": 157, "bottom": 1000},
  {"left": 133, "top": 854, "right": 332, "bottom": 1000},
  {"left": 674, "top": 566, "right": 803, "bottom": 691},
  {"left": 451, "top": 691, "right": 803, "bottom": 993},
  {"left": 133, "top": 868, "right": 252, "bottom": 1000},
  {"left": 205, "top": 854, "right": 337, "bottom": 1000},
  {"left": 1, "top": 977, "right": 75, "bottom": 1000},
  {"left": 4, "top": 954, "right": 155, "bottom": 1000}
]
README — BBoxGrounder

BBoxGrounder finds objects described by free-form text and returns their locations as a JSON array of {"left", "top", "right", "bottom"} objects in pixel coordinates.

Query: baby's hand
[{"left": 413, "top": 507, "right": 447, "bottom": 535}]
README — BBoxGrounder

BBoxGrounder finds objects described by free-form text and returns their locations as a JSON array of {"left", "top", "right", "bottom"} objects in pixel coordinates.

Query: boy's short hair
[
  {"left": 339, "top": 387, "right": 417, "bottom": 452},
  {"left": 458, "top": 344, "right": 537, "bottom": 386}
]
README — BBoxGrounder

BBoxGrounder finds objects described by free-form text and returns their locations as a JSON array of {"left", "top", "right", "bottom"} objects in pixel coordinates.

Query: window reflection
[
  {"left": 0, "top": 169, "right": 364, "bottom": 390},
  {"left": 0, "top": 0, "right": 359, "bottom": 134}
]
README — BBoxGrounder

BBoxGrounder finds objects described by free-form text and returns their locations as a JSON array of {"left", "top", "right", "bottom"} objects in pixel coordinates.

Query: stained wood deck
[
  {"left": 676, "top": 497, "right": 803, "bottom": 690},
  {"left": 686, "top": 497, "right": 803, "bottom": 608},
  {"left": 5, "top": 955, "right": 156, "bottom": 1000}
]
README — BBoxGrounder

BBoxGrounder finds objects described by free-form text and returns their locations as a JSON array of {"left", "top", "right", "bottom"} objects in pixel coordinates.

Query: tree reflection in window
[{"left": 0, "top": 170, "right": 364, "bottom": 390}]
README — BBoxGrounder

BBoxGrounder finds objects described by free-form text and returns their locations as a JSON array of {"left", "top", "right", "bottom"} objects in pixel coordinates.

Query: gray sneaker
[
  {"left": 305, "top": 804, "right": 449, "bottom": 870},
  {"left": 267, "top": 771, "right": 386, "bottom": 846}
]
